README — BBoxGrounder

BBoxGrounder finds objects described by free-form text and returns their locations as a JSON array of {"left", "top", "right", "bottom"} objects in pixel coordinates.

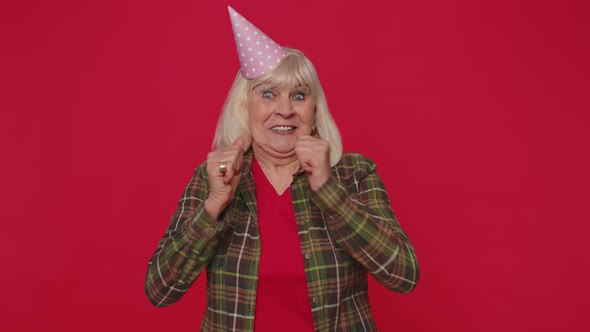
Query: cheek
[
  {"left": 302, "top": 106, "right": 316, "bottom": 125},
  {"left": 248, "top": 107, "right": 271, "bottom": 134},
  {"left": 248, "top": 103, "right": 264, "bottom": 124}
]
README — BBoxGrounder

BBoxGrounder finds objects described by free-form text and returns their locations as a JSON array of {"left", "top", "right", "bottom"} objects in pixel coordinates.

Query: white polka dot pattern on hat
[{"left": 228, "top": 6, "right": 287, "bottom": 79}]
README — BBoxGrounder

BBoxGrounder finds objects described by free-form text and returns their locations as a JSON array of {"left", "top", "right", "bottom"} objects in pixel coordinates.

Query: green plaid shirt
[{"left": 145, "top": 150, "right": 419, "bottom": 331}]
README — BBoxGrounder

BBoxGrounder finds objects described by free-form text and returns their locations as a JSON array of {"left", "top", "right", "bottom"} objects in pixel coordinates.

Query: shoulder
[
  {"left": 192, "top": 160, "right": 209, "bottom": 180},
  {"left": 332, "top": 152, "right": 377, "bottom": 179},
  {"left": 195, "top": 159, "right": 207, "bottom": 172}
]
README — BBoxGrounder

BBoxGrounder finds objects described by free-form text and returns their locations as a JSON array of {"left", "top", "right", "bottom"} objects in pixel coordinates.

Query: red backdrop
[{"left": 1, "top": 0, "right": 589, "bottom": 331}]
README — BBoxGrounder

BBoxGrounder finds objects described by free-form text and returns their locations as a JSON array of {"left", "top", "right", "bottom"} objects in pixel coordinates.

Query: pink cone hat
[{"left": 228, "top": 6, "right": 287, "bottom": 79}]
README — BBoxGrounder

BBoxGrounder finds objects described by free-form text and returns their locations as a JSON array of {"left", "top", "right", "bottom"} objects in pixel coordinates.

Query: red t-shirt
[{"left": 252, "top": 158, "right": 315, "bottom": 331}]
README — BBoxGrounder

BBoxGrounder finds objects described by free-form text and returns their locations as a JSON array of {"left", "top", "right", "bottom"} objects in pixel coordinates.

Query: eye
[
  {"left": 262, "top": 91, "right": 274, "bottom": 99},
  {"left": 292, "top": 92, "right": 306, "bottom": 101}
]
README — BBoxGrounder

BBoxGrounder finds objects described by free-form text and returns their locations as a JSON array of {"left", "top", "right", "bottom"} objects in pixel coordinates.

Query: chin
[
  {"left": 265, "top": 141, "right": 296, "bottom": 155},
  {"left": 270, "top": 145, "right": 295, "bottom": 155}
]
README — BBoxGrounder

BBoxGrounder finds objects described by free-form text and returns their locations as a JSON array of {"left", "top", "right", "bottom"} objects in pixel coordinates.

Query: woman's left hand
[{"left": 295, "top": 135, "right": 331, "bottom": 191}]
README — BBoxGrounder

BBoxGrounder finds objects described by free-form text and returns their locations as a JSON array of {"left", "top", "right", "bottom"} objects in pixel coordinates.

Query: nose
[{"left": 275, "top": 96, "right": 295, "bottom": 117}]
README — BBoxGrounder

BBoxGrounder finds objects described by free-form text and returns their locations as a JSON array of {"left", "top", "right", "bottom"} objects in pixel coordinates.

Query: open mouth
[{"left": 270, "top": 125, "right": 296, "bottom": 134}]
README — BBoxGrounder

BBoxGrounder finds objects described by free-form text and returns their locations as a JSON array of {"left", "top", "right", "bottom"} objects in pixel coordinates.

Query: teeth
[{"left": 271, "top": 126, "right": 294, "bottom": 132}]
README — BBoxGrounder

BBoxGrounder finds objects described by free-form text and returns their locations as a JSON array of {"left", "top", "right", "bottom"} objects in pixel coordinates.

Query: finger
[
  {"left": 208, "top": 160, "right": 235, "bottom": 180},
  {"left": 234, "top": 153, "right": 244, "bottom": 172},
  {"left": 223, "top": 171, "right": 235, "bottom": 184},
  {"left": 300, "top": 161, "right": 314, "bottom": 173},
  {"left": 232, "top": 136, "right": 246, "bottom": 151},
  {"left": 209, "top": 148, "right": 243, "bottom": 174},
  {"left": 229, "top": 137, "right": 246, "bottom": 173},
  {"left": 220, "top": 159, "right": 243, "bottom": 184},
  {"left": 218, "top": 161, "right": 229, "bottom": 176},
  {"left": 229, "top": 170, "right": 242, "bottom": 190},
  {"left": 221, "top": 161, "right": 238, "bottom": 182},
  {"left": 217, "top": 152, "right": 243, "bottom": 175}
]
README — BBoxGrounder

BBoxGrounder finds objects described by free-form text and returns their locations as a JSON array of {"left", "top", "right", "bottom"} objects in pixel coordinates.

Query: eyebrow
[
  {"left": 294, "top": 85, "right": 311, "bottom": 92},
  {"left": 252, "top": 83, "right": 311, "bottom": 95},
  {"left": 255, "top": 80, "right": 310, "bottom": 88}
]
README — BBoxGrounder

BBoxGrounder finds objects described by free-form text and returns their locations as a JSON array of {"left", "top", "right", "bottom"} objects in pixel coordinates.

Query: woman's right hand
[{"left": 204, "top": 137, "right": 246, "bottom": 219}]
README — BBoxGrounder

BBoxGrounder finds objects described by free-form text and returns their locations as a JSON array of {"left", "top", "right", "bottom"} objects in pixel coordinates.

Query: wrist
[
  {"left": 204, "top": 198, "right": 223, "bottom": 219},
  {"left": 308, "top": 172, "right": 330, "bottom": 191}
]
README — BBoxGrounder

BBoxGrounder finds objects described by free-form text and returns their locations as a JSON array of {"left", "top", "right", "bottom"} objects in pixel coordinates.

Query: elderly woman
[{"left": 145, "top": 6, "right": 419, "bottom": 332}]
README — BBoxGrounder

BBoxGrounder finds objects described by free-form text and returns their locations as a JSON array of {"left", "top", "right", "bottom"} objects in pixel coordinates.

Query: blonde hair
[{"left": 212, "top": 48, "right": 343, "bottom": 166}]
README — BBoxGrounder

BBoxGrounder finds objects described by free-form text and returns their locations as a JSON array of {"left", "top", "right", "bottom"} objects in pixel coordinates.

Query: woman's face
[{"left": 247, "top": 81, "right": 315, "bottom": 160}]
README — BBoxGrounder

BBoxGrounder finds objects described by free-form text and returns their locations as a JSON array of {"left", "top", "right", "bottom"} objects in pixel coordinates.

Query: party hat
[{"left": 228, "top": 6, "right": 287, "bottom": 79}]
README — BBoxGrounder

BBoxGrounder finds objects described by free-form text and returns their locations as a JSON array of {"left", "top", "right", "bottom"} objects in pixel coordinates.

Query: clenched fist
[
  {"left": 295, "top": 136, "right": 331, "bottom": 191},
  {"left": 204, "top": 137, "right": 246, "bottom": 219}
]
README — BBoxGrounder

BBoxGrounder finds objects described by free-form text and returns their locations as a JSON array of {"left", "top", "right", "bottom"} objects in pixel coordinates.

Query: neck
[
  {"left": 253, "top": 144, "right": 300, "bottom": 194},
  {"left": 252, "top": 144, "right": 300, "bottom": 174}
]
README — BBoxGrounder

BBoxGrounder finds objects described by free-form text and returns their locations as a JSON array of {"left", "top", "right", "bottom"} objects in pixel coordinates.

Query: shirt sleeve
[
  {"left": 309, "top": 156, "right": 420, "bottom": 293},
  {"left": 145, "top": 164, "right": 229, "bottom": 307}
]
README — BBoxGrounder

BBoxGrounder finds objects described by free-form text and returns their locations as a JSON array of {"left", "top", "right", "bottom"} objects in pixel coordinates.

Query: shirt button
[
  {"left": 296, "top": 220, "right": 305, "bottom": 225},
  {"left": 312, "top": 296, "right": 319, "bottom": 304},
  {"left": 202, "top": 227, "right": 213, "bottom": 236},
  {"left": 291, "top": 184, "right": 297, "bottom": 190},
  {"left": 177, "top": 279, "right": 185, "bottom": 285},
  {"left": 304, "top": 251, "right": 312, "bottom": 259}
]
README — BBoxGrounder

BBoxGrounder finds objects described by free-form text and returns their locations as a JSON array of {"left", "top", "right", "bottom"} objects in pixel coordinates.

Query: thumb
[{"left": 232, "top": 136, "right": 246, "bottom": 151}]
